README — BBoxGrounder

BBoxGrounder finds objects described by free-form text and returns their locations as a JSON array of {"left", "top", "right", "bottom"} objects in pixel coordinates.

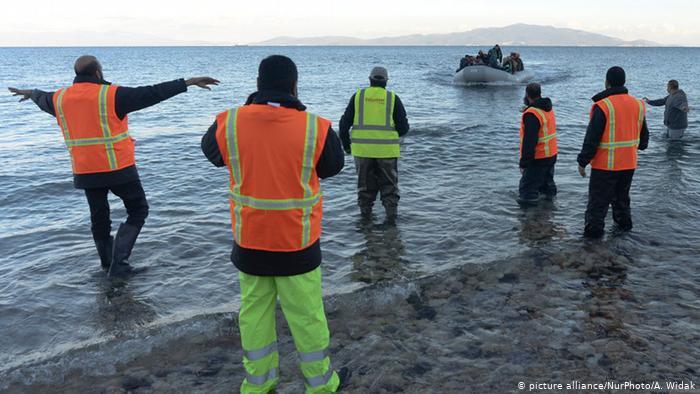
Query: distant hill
[{"left": 257, "top": 24, "right": 658, "bottom": 47}]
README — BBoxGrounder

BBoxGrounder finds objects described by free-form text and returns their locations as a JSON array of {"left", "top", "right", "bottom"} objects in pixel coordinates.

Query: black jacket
[
  {"left": 338, "top": 86, "right": 409, "bottom": 154},
  {"left": 577, "top": 87, "right": 649, "bottom": 168},
  {"left": 201, "top": 90, "right": 345, "bottom": 277},
  {"left": 30, "top": 75, "right": 188, "bottom": 189},
  {"left": 520, "top": 97, "right": 557, "bottom": 169}
]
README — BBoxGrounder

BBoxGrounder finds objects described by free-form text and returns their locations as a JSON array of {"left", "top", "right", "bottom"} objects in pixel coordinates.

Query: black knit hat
[
  {"left": 526, "top": 83, "right": 541, "bottom": 99},
  {"left": 257, "top": 55, "right": 298, "bottom": 93},
  {"left": 606, "top": 66, "right": 626, "bottom": 88}
]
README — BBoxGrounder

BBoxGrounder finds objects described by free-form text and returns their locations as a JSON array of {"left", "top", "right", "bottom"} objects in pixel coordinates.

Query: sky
[{"left": 1, "top": 0, "right": 698, "bottom": 46}]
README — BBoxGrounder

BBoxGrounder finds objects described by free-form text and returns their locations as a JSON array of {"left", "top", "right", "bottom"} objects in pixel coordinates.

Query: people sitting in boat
[
  {"left": 457, "top": 55, "right": 476, "bottom": 72},
  {"left": 486, "top": 52, "right": 503, "bottom": 69},
  {"left": 475, "top": 51, "right": 487, "bottom": 65},
  {"left": 503, "top": 54, "right": 514, "bottom": 73},
  {"left": 488, "top": 45, "right": 503, "bottom": 64},
  {"left": 503, "top": 52, "right": 524, "bottom": 74},
  {"left": 514, "top": 53, "right": 524, "bottom": 72}
]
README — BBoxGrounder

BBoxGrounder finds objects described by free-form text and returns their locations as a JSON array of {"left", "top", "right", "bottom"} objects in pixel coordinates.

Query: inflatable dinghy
[{"left": 454, "top": 65, "right": 534, "bottom": 84}]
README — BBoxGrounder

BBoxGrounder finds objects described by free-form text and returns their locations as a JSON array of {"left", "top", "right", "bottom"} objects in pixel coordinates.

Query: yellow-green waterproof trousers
[{"left": 238, "top": 267, "right": 340, "bottom": 394}]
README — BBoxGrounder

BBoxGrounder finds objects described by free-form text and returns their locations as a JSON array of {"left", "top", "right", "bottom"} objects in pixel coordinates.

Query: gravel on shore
[{"left": 6, "top": 242, "right": 698, "bottom": 393}]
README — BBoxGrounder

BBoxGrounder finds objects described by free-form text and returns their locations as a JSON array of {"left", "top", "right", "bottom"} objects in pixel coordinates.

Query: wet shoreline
[{"left": 5, "top": 239, "right": 698, "bottom": 393}]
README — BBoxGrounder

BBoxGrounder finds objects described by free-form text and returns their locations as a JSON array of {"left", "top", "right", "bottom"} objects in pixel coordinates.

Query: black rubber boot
[
  {"left": 517, "top": 196, "right": 540, "bottom": 208},
  {"left": 108, "top": 223, "right": 142, "bottom": 277},
  {"left": 360, "top": 205, "right": 372, "bottom": 219},
  {"left": 95, "top": 236, "right": 114, "bottom": 271},
  {"left": 384, "top": 205, "right": 397, "bottom": 225},
  {"left": 583, "top": 227, "right": 605, "bottom": 239},
  {"left": 336, "top": 367, "right": 352, "bottom": 392}
]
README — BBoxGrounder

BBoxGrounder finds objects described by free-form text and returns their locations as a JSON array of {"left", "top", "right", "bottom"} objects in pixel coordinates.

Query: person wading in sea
[
  {"left": 9, "top": 55, "right": 218, "bottom": 276},
  {"left": 643, "top": 79, "right": 690, "bottom": 140},
  {"left": 200, "top": 55, "right": 350, "bottom": 393},
  {"left": 339, "top": 66, "right": 410, "bottom": 224},
  {"left": 518, "top": 83, "right": 558, "bottom": 206},
  {"left": 577, "top": 66, "right": 649, "bottom": 238}
]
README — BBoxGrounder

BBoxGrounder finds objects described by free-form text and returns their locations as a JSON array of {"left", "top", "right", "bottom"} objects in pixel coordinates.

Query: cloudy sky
[{"left": 1, "top": 0, "right": 698, "bottom": 46}]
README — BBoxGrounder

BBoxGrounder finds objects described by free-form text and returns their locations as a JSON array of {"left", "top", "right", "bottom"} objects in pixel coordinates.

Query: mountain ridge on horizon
[{"left": 256, "top": 23, "right": 660, "bottom": 47}]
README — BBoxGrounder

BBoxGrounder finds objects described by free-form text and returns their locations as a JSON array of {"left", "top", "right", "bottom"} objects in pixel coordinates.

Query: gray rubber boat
[{"left": 454, "top": 65, "right": 534, "bottom": 84}]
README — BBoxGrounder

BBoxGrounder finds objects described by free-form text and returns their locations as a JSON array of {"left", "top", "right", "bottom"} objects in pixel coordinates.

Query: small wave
[
  {"left": 423, "top": 74, "right": 454, "bottom": 88},
  {"left": 0, "top": 281, "right": 419, "bottom": 391},
  {"left": 0, "top": 307, "right": 237, "bottom": 390},
  {"left": 454, "top": 80, "right": 526, "bottom": 87},
  {"left": 536, "top": 73, "right": 574, "bottom": 85}
]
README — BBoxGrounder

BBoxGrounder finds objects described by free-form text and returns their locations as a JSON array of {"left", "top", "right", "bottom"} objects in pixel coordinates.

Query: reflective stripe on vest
[
  {"left": 225, "top": 109, "right": 322, "bottom": 248},
  {"left": 224, "top": 108, "right": 244, "bottom": 242},
  {"left": 599, "top": 98, "right": 641, "bottom": 170},
  {"left": 351, "top": 88, "right": 400, "bottom": 158},
  {"left": 300, "top": 113, "right": 319, "bottom": 246},
  {"left": 528, "top": 107, "right": 557, "bottom": 157},
  {"left": 55, "top": 89, "right": 72, "bottom": 143},
  {"left": 55, "top": 85, "right": 129, "bottom": 170}
]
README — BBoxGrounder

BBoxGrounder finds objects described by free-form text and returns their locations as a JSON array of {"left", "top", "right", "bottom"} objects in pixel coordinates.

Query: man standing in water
[
  {"left": 8, "top": 56, "right": 218, "bottom": 276},
  {"left": 339, "top": 66, "right": 409, "bottom": 224},
  {"left": 201, "top": 55, "right": 349, "bottom": 393},
  {"left": 643, "top": 80, "right": 690, "bottom": 140},
  {"left": 518, "top": 83, "right": 558, "bottom": 206},
  {"left": 577, "top": 66, "right": 649, "bottom": 238}
]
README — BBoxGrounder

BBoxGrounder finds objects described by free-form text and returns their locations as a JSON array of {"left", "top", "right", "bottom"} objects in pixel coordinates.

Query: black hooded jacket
[
  {"left": 520, "top": 97, "right": 556, "bottom": 169},
  {"left": 200, "top": 90, "right": 345, "bottom": 277},
  {"left": 577, "top": 87, "right": 649, "bottom": 168}
]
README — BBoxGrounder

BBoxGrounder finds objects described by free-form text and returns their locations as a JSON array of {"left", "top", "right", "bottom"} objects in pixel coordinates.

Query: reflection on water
[
  {"left": 517, "top": 201, "right": 565, "bottom": 245},
  {"left": 665, "top": 139, "right": 688, "bottom": 159},
  {"left": 94, "top": 275, "right": 157, "bottom": 335},
  {"left": 350, "top": 220, "right": 409, "bottom": 284}
]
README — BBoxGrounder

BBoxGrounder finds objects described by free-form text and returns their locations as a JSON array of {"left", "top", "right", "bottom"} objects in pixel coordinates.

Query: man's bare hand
[
  {"left": 578, "top": 165, "right": 587, "bottom": 178},
  {"left": 8, "top": 88, "right": 32, "bottom": 102},
  {"left": 185, "top": 77, "right": 220, "bottom": 91}
]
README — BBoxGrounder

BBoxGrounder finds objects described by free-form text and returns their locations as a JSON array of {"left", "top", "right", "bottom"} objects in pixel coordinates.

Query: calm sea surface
[{"left": 0, "top": 46, "right": 698, "bottom": 382}]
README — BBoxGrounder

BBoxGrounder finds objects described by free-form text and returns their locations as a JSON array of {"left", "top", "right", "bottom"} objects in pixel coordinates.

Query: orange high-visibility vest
[
  {"left": 52, "top": 83, "right": 134, "bottom": 174},
  {"left": 215, "top": 104, "right": 330, "bottom": 252},
  {"left": 590, "top": 94, "right": 646, "bottom": 171},
  {"left": 520, "top": 107, "right": 558, "bottom": 159}
]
